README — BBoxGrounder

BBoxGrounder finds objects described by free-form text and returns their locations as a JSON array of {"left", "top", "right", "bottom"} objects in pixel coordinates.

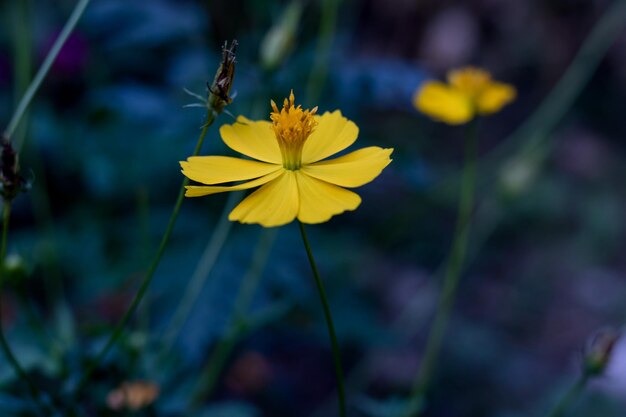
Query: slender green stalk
[
  {"left": 162, "top": 94, "right": 270, "bottom": 359},
  {"left": 403, "top": 122, "right": 478, "bottom": 417},
  {"left": 473, "top": 0, "right": 626, "bottom": 191},
  {"left": 298, "top": 221, "right": 347, "bottom": 417},
  {"left": 9, "top": 0, "right": 53, "bottom": 352},
  {"left": 12, "top": 0, "right": 32, "bottom": 148},
  {"left": 4, "top": 0, "right": 91, "bottom": 147},
  {"left": 11, "top": 0, "right": 63, "bottom": 356},
  {"left": 162, "top": 191, "right": 242, "bottom": 353},
  {"left": 544, "top": 375, "right": 589, "bottom": 417},
  {"left": 189, "top": 228, "right": 278, "bottom": 407},
  {"left": 190, "top": 323, "right": 240, "bottom": 408},
  {"left": 0, "top": 203, "right": 50, "bottom": 415},
  {"left": 306, "top": 0, "right": 339, "bottom": 103},
  {"left": 136, "top": 188, "right": 152, "bottom": 344},
  {"left": 74, "top": 111, "right": 216, "bottom": 396}
]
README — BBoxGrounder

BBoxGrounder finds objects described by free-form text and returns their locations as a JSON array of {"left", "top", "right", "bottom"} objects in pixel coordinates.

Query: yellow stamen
[
  {"left": 270, "top": 90, "right": 318, "bottom": 170},
  {"left": 447, "top": 67, "right": 492, "bottom": 98}
]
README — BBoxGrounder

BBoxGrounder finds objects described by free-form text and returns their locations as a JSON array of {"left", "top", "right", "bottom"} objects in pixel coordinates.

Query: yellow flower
[
  {"left": 181, "top": 91, "right": 393, "bottom": 227},
  {"left": 413, "top": 67, "right": 516, "bottom": 125}
]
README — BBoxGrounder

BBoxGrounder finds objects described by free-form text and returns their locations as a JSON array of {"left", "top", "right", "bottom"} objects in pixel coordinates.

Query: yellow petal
[
  {"left": 413, "top": 81, "right": 474, "bottom": 125},
  {"left": 181, "top": 156, "right": 281, "bottom": 185},
  {"left": 184, "top": 169, "right": 284, "bottom": 197},
  {"left": 228, "top": 171, "right": 299, "bottom": 227},
  {"left": 301, "top": 111, "right": 359, "bottom": 164},
  {"left": 295, "top": 171, "right": 361, "bottom": 224},
  {"left": 301, "top": 147, "right": 393, "bottom": 188},
  {"left": 219, "top": 116, "right": 282, "bottom": 163},
  {"left": 475, "top": 82, "right": 516, "bottom": 115}
]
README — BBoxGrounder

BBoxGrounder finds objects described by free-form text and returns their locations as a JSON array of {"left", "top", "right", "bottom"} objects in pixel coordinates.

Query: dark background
[{"left": 1, "top": 0, "right": 626, "bottom": 416}]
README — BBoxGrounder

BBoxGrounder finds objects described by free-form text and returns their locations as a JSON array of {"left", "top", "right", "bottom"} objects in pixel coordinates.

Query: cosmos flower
[
  {"left": 414, "top": 66, "right": 516, "bottom": 125},
  {"left": 180, "top": 91, "right": 393, "bottom": 227}
]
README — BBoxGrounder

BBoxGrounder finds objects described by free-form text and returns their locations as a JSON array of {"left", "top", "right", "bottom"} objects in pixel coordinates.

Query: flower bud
[
  {"left": 260, "top": 1, "right": 303, "bottom": 71},
  {"left": 0, "top": 137, "right": 27, "bottom": 202},
  {"left": 2, "top": 253, "right": 28, "bottom": 288},
  {"left": 498, "top": 144, "right": 547, "bottom": 200},
  {"left": 583, "top": 328, "right": 620, "bottom": 377}
]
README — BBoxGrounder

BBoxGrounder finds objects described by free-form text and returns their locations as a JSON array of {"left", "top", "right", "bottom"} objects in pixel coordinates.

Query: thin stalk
[
  {"left": 0, "top": 203, "right": 50, "bottom": 415},
  {"left": 4, "top": 0, "right": 91, "bottom": 147},
  {"left": 162, "top": 95, "right": 268, "bottom": 359},
  {"left": 544, "top": 375, "right": 589, "bottom": 417},
  {"left": 306, "top": 0, "right": 339, "bottom": 103},
  {"left": 136, "top": 188, "right": 152, "bottom": 346},
  {"left": 190, "top": 324, "right": 241, "bottom": 409},
  {"left": 403, "top": 121, "right": 478, "bottom": 417},
  {"left": 74, "top": 111, "right": 217, "bottom": 396},
  {"left": 298, "top": 221, "right": 347, "bottom": 417},
  {"left": 12, "top": 0, "right": 32, "bottom": 147},
  {"left": 161, "top": 191, "right": 242, "bottom": 354},
  {"left": 189, "top": 228, "right": 278, "bottom": 407},
  {"left": 438, "top": 0, "right": 626, "bottom": 196},
  {"left": 12, "top": 0, "right": 64, "bottom": 356}
]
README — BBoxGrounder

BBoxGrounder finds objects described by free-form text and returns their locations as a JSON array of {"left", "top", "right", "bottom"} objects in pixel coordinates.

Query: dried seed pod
[{"left": 207, "top": 40, "right": 237, "bottom": 114}]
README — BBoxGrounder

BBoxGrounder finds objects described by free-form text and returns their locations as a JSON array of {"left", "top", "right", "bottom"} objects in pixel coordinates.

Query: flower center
[
  {"left": 270, "top": 91, "right": 318, "bottom": 170},
  {"left": 447, "top": 67, "right": 492, "bottom": 99}
]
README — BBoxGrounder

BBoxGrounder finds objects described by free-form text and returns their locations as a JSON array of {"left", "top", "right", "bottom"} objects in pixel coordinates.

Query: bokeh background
[{"left": 1, "top": 0, "right": 626, "bottom": 416}]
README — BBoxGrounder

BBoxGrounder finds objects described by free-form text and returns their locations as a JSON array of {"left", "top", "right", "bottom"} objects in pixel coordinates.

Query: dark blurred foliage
[{"left": 0, "top": 0, "right": 626, "bottom": 416}]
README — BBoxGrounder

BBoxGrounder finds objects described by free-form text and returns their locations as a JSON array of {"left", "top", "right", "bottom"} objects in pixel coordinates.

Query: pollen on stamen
[{"left": 269, "top": 91, "right": 318, "bottom": 170}]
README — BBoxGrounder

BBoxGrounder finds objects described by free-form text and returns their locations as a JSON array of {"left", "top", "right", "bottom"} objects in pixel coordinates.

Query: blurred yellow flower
[
  {"left": 181, "top": 91, "right": 393, "bottom": 227},
  {"left": 413, "top": 67, "right": 516, "bottom": 125}
]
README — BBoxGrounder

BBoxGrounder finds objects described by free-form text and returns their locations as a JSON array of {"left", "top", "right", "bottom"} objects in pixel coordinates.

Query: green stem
[
  {"left": 305, "top": 0, "right": 339, "bottom": 103},
  {"left": 12, "top": 0, "right": 61, "bottom": 356},
  {"left": 12, "top": 0, "right": 32, "bottom": 148},
  {"left": 136, "top": 188, "right": 152, "bottom": 342},
  {"left": 190, "top": 325, "right": 240, "bottom": 408},
  {"left": 73, "top": 110, "right": 216, "bottom": 397},
  {"left": 0, "top": 203, "right": 50, "bottom": 414},
  {"left": 298, "top": 221, "right": 347, "bottom": 417},
  {"left": 403, "top": 122, "right": 478, "bottom": 417},
  {"left": 474, "top": 0, "right": 626, "bottom": 190},
  {"left": 161, "top": 191, "right": 242, "bottom": 354},
  {"left": 545, "top": 375, "right": 589, "bottom": 417},
  {"left": 4, "top": 0, "right": 91, "bottom": 147},
  {"left": 189, "top": 228, "right": 278, "bottom": 407}
]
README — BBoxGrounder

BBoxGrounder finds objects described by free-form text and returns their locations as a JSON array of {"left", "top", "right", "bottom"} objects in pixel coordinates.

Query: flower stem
[
  {"left": 73, "top": 110, "right": 216, "bottom": 397},
  {"left": 473, "top": 0, "right": 626, "bottom": 188},
  {"left": 161, "top": 191, "right": 242, "bottom": 354},
  {"left": 306, "top": 0, "right": 339, "bottom": 103},
  {"left": 545, "top": 374, "right": 589, "bottom": 417},
  {"left": 12, "top": 0, "right": 32, "bottom": 148},
  {"left": 403, "top": 121, "right": 478, "bottom": 417},
  {"left": 189, "top": 228, "right": 278, "bottom": 408},
  {"left": 4, "top": 0, "right": 91, "bottom": 148},
  {"left": 298, "top": 221, "right": 347, "bottom": 417},
  {"left": 0, "top": 202, "right": 50, "bottom": 415}
]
